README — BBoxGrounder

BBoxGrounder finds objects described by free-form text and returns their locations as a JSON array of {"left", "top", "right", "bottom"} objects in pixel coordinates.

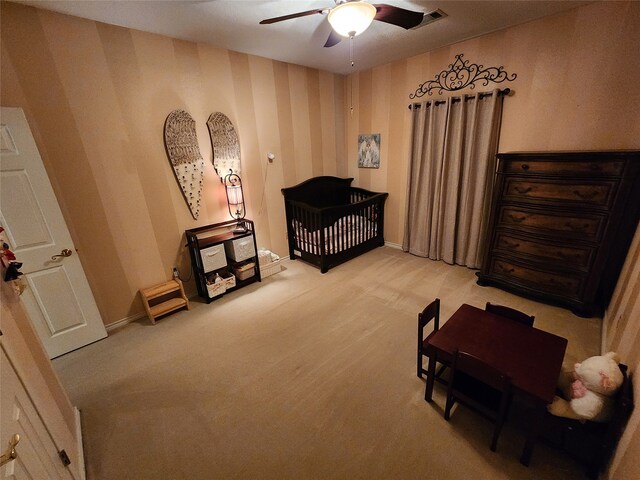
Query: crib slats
[{"left": 284, "top": 185, "right": 388, "bottom": 272}]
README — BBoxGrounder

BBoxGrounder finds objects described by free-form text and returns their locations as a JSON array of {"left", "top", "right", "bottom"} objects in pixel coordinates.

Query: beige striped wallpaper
[
  {"left": 604, "top": 225, "right": 640, "bottom": 480},
  {"left": 1, "top": 2, "right": 346, "bottom": 325}
]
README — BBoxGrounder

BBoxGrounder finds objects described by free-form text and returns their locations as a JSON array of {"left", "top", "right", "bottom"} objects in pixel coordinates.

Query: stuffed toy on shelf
[{"left": 547, "top": 351, "right": 624, "bottom": 423}]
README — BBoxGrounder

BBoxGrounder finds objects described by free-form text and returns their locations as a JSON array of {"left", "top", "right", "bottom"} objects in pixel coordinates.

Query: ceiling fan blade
[
  {"left": 323, "top": 29, "right": 342, "bottom": 48},
  {"left": 259, "top": 8, "right": 326, "bottom": 25},
  {"left": 372, "top": 4, "right": 424, "bottom": 29}
]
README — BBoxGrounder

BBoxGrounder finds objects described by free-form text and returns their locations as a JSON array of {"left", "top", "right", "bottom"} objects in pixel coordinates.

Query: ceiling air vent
[{"left": 411, "top": 9, "right": 447, "bottom": 29}]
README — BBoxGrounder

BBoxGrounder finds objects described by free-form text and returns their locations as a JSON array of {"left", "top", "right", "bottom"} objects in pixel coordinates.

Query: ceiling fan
[{"left": 259, "top": 1, "right": 430, "bottom": 48}]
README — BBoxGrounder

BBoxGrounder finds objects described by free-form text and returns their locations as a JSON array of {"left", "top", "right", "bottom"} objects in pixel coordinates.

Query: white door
[
  {"left": 0, "top": 346, "right": 75, "bottom": 479},
  {"left": 0, "top": 107, "right": 106, "bottom": 358}
]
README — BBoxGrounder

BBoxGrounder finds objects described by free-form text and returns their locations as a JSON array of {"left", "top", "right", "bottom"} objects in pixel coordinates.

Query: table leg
[
  {"left": 424, "top": 352, "right": 436, "bottom": 402},
  {"left": 520, "top": 403, "right": 545, "bottom": 466}
]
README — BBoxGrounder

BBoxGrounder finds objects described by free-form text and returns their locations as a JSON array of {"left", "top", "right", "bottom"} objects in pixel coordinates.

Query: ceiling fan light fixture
[{"left": 328, "top": 1, "right": 376, "bottom": 37}]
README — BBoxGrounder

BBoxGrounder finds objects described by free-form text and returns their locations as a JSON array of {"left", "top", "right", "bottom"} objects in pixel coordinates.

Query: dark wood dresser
[{"left": 477, "top": 151, "right": 640, "bottom": 317}]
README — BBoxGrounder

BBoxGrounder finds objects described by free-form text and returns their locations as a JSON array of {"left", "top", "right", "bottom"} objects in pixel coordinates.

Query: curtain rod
[{"left": 408, "top": 88, "right": 512, "bottom": 110}]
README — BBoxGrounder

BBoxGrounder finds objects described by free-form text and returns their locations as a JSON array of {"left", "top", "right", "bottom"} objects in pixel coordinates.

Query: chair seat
[{"left": 421, "top": 331, "right": 450, "bottom": 385}]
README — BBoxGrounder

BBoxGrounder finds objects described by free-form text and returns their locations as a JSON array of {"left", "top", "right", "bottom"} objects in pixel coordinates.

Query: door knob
[
  {"left": 51, "top": 248, "right": 73, "bottom": 260},
  {"left": 0, "top": 434, "right": 20, "bottom": 467}
]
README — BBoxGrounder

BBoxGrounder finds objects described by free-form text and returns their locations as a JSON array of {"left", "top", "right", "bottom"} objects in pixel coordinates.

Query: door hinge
[{"left": 58, "top": 449, "right": 71, "bottom": 466}]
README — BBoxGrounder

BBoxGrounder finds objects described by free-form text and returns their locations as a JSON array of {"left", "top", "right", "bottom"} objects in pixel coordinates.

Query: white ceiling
[{"left": 14, "top": 0, "right": 591, "bottom": 75}]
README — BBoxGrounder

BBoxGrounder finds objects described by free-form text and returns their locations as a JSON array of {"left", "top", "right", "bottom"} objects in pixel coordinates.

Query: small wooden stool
[{"left": 139, "top": 279, "right": 190, "bottom": 324}]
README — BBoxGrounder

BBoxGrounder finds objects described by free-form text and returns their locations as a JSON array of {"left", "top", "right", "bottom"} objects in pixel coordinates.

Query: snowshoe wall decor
[{"left": 163, "top": 109, "right": 205, "bottom": 219}]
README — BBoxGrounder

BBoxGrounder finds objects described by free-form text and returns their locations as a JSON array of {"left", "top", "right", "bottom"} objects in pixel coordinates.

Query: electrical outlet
[{"left": 172, "top": 267, "right": 179, "bottom": 278}]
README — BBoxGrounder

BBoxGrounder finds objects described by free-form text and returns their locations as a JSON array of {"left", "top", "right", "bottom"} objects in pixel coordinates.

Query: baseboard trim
[
  {"left": 105, "top": 260, "right": 294, "bottom": 332},
  {"left": 105, "top": 312, "right": 145, "bottom": 332},
  {"left": 384, "top": 241, "right": 402, "bottom": 250},
  {"left": 74, "top": 407, "right": 87, "bottom": 480},
  {"left": 105, "top": 291, "right": 200, "bottom": 332}
]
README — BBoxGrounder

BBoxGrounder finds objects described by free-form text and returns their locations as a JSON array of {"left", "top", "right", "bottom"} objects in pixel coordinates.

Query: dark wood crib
[{"left": 281, "top": 176, "right": 388, "bottom": 273}]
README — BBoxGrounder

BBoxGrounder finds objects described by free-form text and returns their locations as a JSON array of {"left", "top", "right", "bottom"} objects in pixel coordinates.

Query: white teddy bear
[{"left": 547, "top": 351, "right": 624, "bottom": 423}]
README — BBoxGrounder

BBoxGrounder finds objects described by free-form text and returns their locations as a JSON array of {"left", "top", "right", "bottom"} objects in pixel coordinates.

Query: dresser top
[{"left": 498, "top": 150, "right": 640, "bottom": 158}]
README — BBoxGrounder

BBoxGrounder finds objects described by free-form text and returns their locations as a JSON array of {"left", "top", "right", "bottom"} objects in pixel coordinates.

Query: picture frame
[{"left": 358, "top": 133, "right": 380, "bottom": 169}]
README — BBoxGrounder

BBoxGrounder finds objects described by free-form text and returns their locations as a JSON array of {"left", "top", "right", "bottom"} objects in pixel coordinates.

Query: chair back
[
  {"left": 452, "top": 351, "right": 511, "bottom": 393},
  {"left": 417, "top": 298, "right": 440, "bottom": 378},
  {"left": 418, "top": 298, "right": 440, "bottom": 333},
  {"left": 485, "top": 302, "right": 535, "bottom": 327},
  {"left": 445, "top": 350, "right": 512, "bottom": 451}
]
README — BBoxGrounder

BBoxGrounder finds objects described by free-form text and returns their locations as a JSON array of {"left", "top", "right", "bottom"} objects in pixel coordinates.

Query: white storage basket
[
  {"left": 206, "top": 280, "right": 226, "bottom": 298},
  {"left": 225, "top": 235, "right": 256, "bottom": 262},
  {"left": 260, "top": 258, "right": 282, "bottom": 278},
  {"left": 259, "top": 250, "right": 282, "bottom": 278},
  {"left": 233, "top": 262, "right": 256, "bottom": 281}
]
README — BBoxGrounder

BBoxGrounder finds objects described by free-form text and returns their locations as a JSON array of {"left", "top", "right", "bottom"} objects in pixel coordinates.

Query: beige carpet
[{"left": 54, "top": 247, "right": 601, "bottom": 480}]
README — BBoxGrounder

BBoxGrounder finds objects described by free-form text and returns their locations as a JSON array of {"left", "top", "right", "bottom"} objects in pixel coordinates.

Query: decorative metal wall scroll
[
  {"left": 164, "top": 109, "right": 205, "bottom": 220},
  {"left": 207, "top": 112, "right": 241, "bottom": 179},
  {"left": 409, "top": 54, "right": 517, "bottom": 99}
]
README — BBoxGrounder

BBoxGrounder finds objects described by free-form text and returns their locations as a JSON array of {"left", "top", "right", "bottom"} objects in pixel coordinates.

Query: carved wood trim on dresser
[{"left": 477, "top": 151, "right": 640, "bottom": 317}]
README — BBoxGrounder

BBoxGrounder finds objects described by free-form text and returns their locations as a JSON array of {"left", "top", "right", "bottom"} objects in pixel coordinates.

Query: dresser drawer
[
  {"left": 224, "top": 235, "right": 256, "bottom": 262},
  {"left": 200, "top": 244, "right": 227, "bottom": 273},
  {"left": 490, "top": 258, "right": 583, "bottom": 298},
  {"left": 494, "top": 232, "right": 594, "bottom": 270},
  {"left": 502, "top": 159, "right": 625, "bottom": 176},
  {"left": 503, "top": 178, "right": 616, "bottom": 208},
  {"left": 499, "top": 207, "right": 605, "bottom": 242}
]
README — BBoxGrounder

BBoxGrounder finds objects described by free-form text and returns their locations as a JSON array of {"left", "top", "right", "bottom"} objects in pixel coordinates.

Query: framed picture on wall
[{"left": 358, "top": 134, "right": 380, "bottom": 169}]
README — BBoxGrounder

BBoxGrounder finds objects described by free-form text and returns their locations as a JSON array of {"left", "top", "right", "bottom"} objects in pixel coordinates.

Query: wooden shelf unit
[
  {"left": 185, "top": 219, "right": 261, "bottom": 303},
  {"left": 140, "top": 279, "right": 190, "bottom": 324}
]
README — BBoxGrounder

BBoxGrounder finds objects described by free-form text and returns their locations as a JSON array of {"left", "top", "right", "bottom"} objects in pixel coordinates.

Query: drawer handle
[
  {"left": 565, "top": 222, "right": 590, "bottom": 232},
  {"left": 521, "top": 164, "right": 530, "bottom": 171},
  {"left": 507, "top": 214, "right": 527, "bottom": 223},
  {"left": 240, "top": 241, "right": 250, "bottom": 246},
  {"left": 556, "top": 251, "right": 580, "bottom": 260},
  {"left": 514, "top": 186, "right": 533, "bottom": 194},
  {"left": 547, "top": 277, "right": 571, "bottom": 288},
  {"left": 497, "top": 264, "right": 515, "bottom": 274},
  {"left": 206, "top": 251, "right": 220, "bottom": 257},
  {"left": 573, "top": 190, "right": 599, "bottom": 200},
  {"left": 501, "top": 240, "right": 520, "bottom": 249}
]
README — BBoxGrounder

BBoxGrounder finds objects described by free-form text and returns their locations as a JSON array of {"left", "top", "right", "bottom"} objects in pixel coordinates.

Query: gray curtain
[{"left": 403, "top": 89, "right": 504, "bottom": 269}]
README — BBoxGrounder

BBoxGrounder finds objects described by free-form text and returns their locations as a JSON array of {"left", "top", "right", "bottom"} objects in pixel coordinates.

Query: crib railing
[{"left": 286, "top": 188, "right": 386, "bottom": 256}]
